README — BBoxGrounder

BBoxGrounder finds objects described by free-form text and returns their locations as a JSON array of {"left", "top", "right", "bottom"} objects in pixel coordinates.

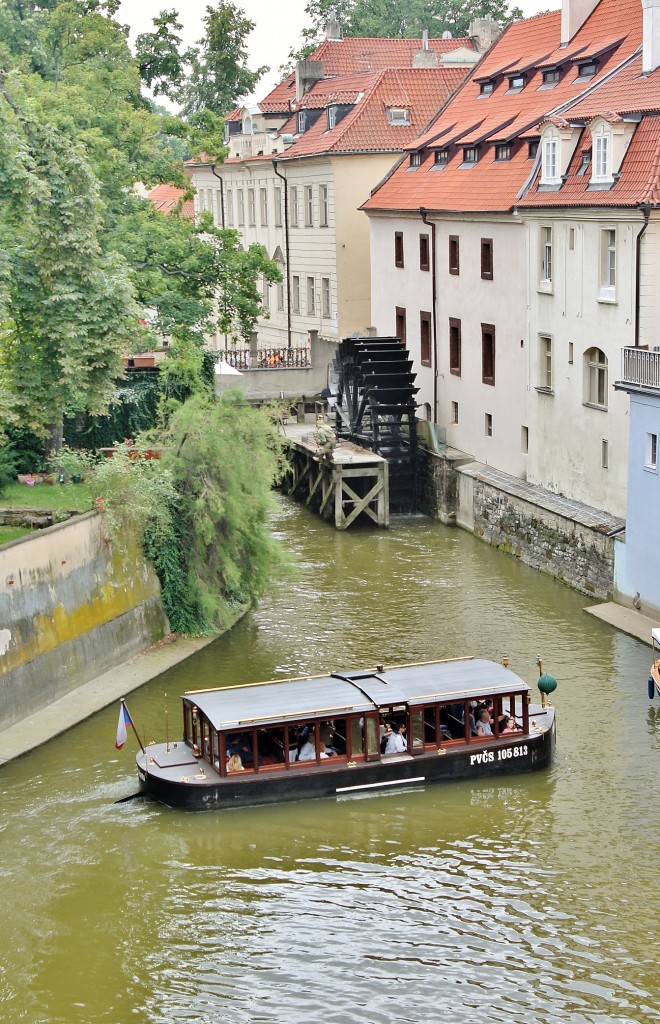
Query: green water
[{"left": 0, "top": 497, "right": 658, "bottom": 1024}]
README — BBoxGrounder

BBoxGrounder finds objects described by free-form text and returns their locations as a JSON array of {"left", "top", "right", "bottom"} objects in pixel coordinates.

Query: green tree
[
  {"left": 296, "top": 0, "right": 522, "bottom": 47},
  {"left": 135, "top": 9, "right": 189, "bottom": 99},
  {"left": 178, "top": 0, "right": 268, "bottom": 116},
  {"left": 0, "top": 73, "right": 140, "bottom": 441}
]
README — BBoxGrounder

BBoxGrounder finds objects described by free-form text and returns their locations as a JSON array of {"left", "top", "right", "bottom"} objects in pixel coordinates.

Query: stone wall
[
  {"left": 0, "top": 512, "right": 168, "bottom": 730},
  {"left": 420, "top": 448, "right": 618, "bottom": 600}
]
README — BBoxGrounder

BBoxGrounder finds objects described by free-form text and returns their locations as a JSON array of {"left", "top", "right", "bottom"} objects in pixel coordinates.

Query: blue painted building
[{"left": 614, "top": 348, "right": 660, "bottom": 618}]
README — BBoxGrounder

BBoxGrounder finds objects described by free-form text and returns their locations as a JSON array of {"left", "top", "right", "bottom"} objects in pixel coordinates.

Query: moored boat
[
  {"left": 649, "top": 628, "right": 660, "bottom": 699},
  {"left": 136, "top": 657, "right": 556, "bottom": 811}
]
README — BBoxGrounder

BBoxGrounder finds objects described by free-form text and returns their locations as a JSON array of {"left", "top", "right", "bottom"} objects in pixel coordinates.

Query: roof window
[
  {"left": 576, "top": 60, "right": 597, "bottom": 80},
  {"left": 541, "top": 69, "right": 560, "bottom": 87},
  {"left": 297, "top": 110, "right": 307, "bottom": 133},
  {"left": 387, "top": 107, "right": 410, "bottom": 126},
  {"left": 410, "top": 152, "right": 422, "bottom": 168},
  {"left": 495, "top": 144, "right": 511, "bottom": 162},
  {"left": 462, "top": 146, "right": 478, "bottom": 165},
  {"left": 528, "top": 140, "right": 539, "bottom": 159},
  {"left": 327, "top": 105, "right": 338, "bottom": 130},
  {"left": 508, "top": 74, "right": 525, "bottom": 91},
  {"left": 479, "top": 81, "right": 494, "bottom": 96},
  {"left": 434, "top": 149, "right": 449, "bottom": 168},
  {"left": 577, "top": 149, "right": 592, "bottom": 176}
]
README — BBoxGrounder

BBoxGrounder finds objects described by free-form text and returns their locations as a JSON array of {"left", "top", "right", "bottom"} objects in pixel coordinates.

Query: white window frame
[
  {"left": 539, "top": 334, "right": 553, "bottom": 390},
  {"left": 290, "top": 186, "right": 299, "bottom": 227},
  {"left": 585, "top": 347, "right": 608, "bottom": 409},
  {"left": 292, "top": 275, "right": 301, "bottom": 314},
  {"left": 592, "top": 128, "right": 612, "bottom": 184},
  {"left": 328, "top": 106, "right": 337, "bottom": 129},
  {"left": 237, "top": 189, "right": 245, "bottom": 226},
  {"left": 321, "top": 276, "right": 331, "bottom": 318},
  {"left": 260, "top": 187, "right": 268, "bottom": 226},
  {"left": 540, "top": 225, "right": 553, "bottom": 288},
  {"left": 226, "top": 187, "right": 234, "bottom": 226},
  {"left": 599, "top": 228, "right": 616, "bottom": 301},
  {"left": 387, "top": 107, "right": 410, "bottom": 125},
  {"left": 262, "top": 277, "right": 270, "bottom": 309},
  {"left": 307, "top": 275, "right": 316, "bottom": 315},
  {"left": 645, "top": 432, "right": 658, "bottom": 472},
  {"left": 319, "top": 184, "right": 328, "bottom": 227},
  {"left": 248, "top": 188, "right": 256, "bottom": 226},
  {"left": 304, "top": 185, "right": 313, "bottom": 227},
  {"left": 541, "top": 136, "right": 560, "bottom": 185},
  {"left": 277, "top": 274, "right": 285, "bottom": 311},
  {"left": 274, "top": 186, "right": 282, "bottom": 227}
]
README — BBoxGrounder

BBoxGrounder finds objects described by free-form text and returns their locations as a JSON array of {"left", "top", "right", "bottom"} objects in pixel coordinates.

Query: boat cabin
[{"left": 182, "top": 657, "right": 533, "bottom": 777}]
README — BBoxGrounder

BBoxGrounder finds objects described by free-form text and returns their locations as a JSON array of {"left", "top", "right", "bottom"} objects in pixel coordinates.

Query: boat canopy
[
  {"left": 184, "top": 658, "right": 528, "bottom": 730},
  {"left": 652, "top": 627, "right": 660, "bottom": 646}
]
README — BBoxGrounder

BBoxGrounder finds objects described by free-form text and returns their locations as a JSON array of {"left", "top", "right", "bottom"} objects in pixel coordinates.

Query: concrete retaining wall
[
  {"left": 0, "top": 512, "right": 168, "bottom": 730},
  {"left": 421, "top": 449, "right": 616, "bottom": 600}
]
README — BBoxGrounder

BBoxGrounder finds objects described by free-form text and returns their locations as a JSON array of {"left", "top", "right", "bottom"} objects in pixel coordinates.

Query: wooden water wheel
[{"left": 333, "top": 337, "right": 419, "bottom": 512}]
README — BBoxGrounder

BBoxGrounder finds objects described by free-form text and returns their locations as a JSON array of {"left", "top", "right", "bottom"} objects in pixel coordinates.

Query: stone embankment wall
[
  {"left": 420, "top": 449, "right": 617, "bottom": 600},
  {"left": 0, "top": 512, "right": 167, "bottom": 731}
]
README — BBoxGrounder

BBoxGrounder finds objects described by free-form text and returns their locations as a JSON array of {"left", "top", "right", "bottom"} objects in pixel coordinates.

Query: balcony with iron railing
[{"left": 616, "top": 347, "right": 660, "bottom": 392}]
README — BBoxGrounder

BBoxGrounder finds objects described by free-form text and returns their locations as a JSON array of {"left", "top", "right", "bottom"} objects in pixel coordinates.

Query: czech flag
[{"left": 115, "top": 701, "right": 133, "bottom": 750}]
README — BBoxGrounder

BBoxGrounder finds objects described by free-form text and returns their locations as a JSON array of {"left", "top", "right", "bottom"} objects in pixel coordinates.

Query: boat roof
[{"left": 184, "top": 658, "right": 528, "bottom": 730}]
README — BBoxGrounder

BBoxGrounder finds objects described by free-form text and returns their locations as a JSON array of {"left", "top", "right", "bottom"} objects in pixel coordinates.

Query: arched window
[{"left": 585, "top": 347, "right": 608, "bottom": 408}]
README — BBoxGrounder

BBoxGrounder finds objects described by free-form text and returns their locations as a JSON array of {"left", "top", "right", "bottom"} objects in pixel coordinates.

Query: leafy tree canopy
[{"left": 296, "top": 0, "right": 522, "bottom": 50}]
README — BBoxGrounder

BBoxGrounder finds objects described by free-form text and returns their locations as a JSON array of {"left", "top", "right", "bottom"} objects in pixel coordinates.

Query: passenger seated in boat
[
  {"left": 476, "top": 710, "right": 493, "bottom": 737},
  {"left": 227, "top": 754, "right": 245, "bottom": 772},
  {"left": 319, "top": 743, "right": 331, "bottom": 759},
  {"left": 297, "top": 738, "right": 316, "bottom": 761},
  {"left": 384, "top": 723, "right": 407, "bottom": 754},
  {"left": 501, "top": 717, "right": 521, "bottom": 734},
  {"left": 381, "top": 722, "right": 393, "bottom": 753}
]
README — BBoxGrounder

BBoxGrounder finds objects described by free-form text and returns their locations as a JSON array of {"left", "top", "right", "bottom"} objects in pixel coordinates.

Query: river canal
[{"left": 0, "top": 497, "right": 658, "bottom": 1024}]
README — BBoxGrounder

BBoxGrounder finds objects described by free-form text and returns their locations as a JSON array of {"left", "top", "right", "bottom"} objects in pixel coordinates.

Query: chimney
[
  {"left": 643, "top": 0, "right": 660, "bottom": 72},
  {"left": 295, "top": 59, "right": 324, "bottom": 102},
  {"left": 422, "top": 29, "right": 429, "bottom": 50},
  {"left": 325, "top": 18, "right": 342, "bottom": 41},
  {"left": 413, "top": 32, "right": 439, "bottom": 67},
  {"left": 469, "top": 16, "right": 502, "bottom": 52},
  {"left": 560, "top": 0, "right": 600, "bottom": 45}
]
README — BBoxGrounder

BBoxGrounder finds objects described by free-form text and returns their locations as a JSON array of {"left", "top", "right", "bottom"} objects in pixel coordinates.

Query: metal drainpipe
[
  {"left": 210, "top": 164, "right": 225, "bottom": 228},
  {"left": 420, "top": 208, "right": 438, "bottom": 422},
  {"left": 273, "top": 159, "right": 292, "bottom": 348},
  {"left": 635, "top": 205, "right": 651, "bottom": 347}
]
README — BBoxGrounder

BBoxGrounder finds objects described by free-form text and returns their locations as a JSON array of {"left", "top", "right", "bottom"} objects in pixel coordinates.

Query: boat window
[
  {"left": 225, "top": 730, "right": 256, "bottom": 771},
  {"left": 349, "top": 717, "right": 364, "bottom": 758},
  {"left": 257, "top": 726, "right": 286, "bottom": 766},
  {"left": 424, "top": 706, "right": 438, "bottom": 744},
  {"left": 410, "top": 709, "right": 424, "bottom": 751},
  {"left": 365, "top": 715, "right": 380, "bottom": 758}
]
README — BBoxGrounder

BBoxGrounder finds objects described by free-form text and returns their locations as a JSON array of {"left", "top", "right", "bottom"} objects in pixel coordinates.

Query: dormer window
[
  {"left": 592, "top": 126, "right": 612, "bottom": 183},
  {"left": 508, "top": 75, "right": 525, "bottom": 91},
  {"left": 577, "top": 60, "right": 597, "bottom": 80},
  {"left": 495, "top": 144, "right": 511, "bottom": 162},
  {"left": 541, "top": 136, "right": 560, "bottom": 185},
  {"left": 328, "top": 105, "right": 337, "bottom": 129},
  {"left": 462, "top": 146, "right": 478, "bottom": 165},
  {"left": 387, "top": 107, "right": 410, "bottom": 126},
  {"left": 541, "top": 69, "right": 560, "bottom": 87},
  {"left": 435, "top": 149, "right": 449, "bottom": 167},
  {"left": 242, "top": 114, "right": 253, "bottom": 134},
  {"left": 577, "top": 149, "right": 592, "bottom": 176},
  {"left": 479, "top": 80, "right": 494, "bottom": 96},
  {"left": 410, "top": 152, "right": 422, "bottom": 168},
  {"left": 297, "top": 111, "right": 307, "bottom": 134},
  {"left": 528, "top": 140, "right": 539, "bottom": 159}
]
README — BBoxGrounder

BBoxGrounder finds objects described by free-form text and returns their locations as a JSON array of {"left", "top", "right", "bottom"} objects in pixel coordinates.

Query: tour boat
[
  {"left": 135, "top": 657, "right": 556, "bottom": 811},
  {"left": 649, "top": 628, "right": 660, "bottom": 699}
]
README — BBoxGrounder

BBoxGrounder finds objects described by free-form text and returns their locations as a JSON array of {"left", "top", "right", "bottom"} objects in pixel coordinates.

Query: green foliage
[
  {"left": 0, "top": 443, "right": 18, "bottom": 494},
  {"left": 296, "top": 0, "right": 523, "bottom": 46},
  {"left": 136, "top": 10, "right": 189, "bottom": 99},
  {"left": 178, "top": 0, "right": 268, "bottom": 116},
  {"left": 90, "top": 440, "right": 177, "bottom": 543}
]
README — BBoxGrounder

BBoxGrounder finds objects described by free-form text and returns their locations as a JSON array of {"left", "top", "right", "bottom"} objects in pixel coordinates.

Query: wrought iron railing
[
  {"left": 223, "top": 347, "right": 312, "bottom": 370},
  {"left": 620, "top": 347, "right": 660, "bottom": 389}
]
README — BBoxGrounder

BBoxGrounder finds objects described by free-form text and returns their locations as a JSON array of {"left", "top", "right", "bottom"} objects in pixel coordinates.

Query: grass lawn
[
  {"left": 0, "top": 525, "right": 33, "bottom": 545},
  {"left": 0, "top": 481, "right": 94, "bottom": 512}
]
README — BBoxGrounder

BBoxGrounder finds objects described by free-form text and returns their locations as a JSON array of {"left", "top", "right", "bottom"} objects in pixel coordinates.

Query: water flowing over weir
[{"left": 0, "top": 496, "right": 658, "bottom": 1024}]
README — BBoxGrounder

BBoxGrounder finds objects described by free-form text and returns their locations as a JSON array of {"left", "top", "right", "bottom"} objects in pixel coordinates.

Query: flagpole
[{"left": 121, "top": 697, "right": 146, "bottom": 754}]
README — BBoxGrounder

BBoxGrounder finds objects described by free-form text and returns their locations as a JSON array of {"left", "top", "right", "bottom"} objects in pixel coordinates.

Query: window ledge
[
  {"left": 538, "top": 280, "right": 553, "bottom": 294},
  {"left": 535, "top": 386, "right": 554, "bottom": 395},
  {"left": 583, "top": 401, "right": 608, "bottom": 412},
  {"left": 644, "top": 464, "right": 658, "bottom": 474},
  {"left": 597, "top": 290, "right": 617, "bottom": 304}
]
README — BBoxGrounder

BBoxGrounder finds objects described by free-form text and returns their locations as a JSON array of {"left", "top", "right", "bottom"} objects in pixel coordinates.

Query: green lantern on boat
[{"left": 537, "top": 672, "right": 558, "bottom": 708}]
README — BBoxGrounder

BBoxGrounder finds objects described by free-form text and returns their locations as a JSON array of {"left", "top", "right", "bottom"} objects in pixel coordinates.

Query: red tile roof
[
  {"left": 363, "top": 0, "right": 644, "bottom": 214},
  {"left": 519, "top": 115, "right": 660, "bottom": 207},
  {"left": 147, "top": 183, "right": 194, "bottom": 217},
  {"left": 258, "top": 34, "right": 476, "bottom": 114},
  {"left": 562, "top": 54, "right": 660, "bottom": 118},
  {"left": 275, "top": 67, "right": 467, "bottom": 158}
]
